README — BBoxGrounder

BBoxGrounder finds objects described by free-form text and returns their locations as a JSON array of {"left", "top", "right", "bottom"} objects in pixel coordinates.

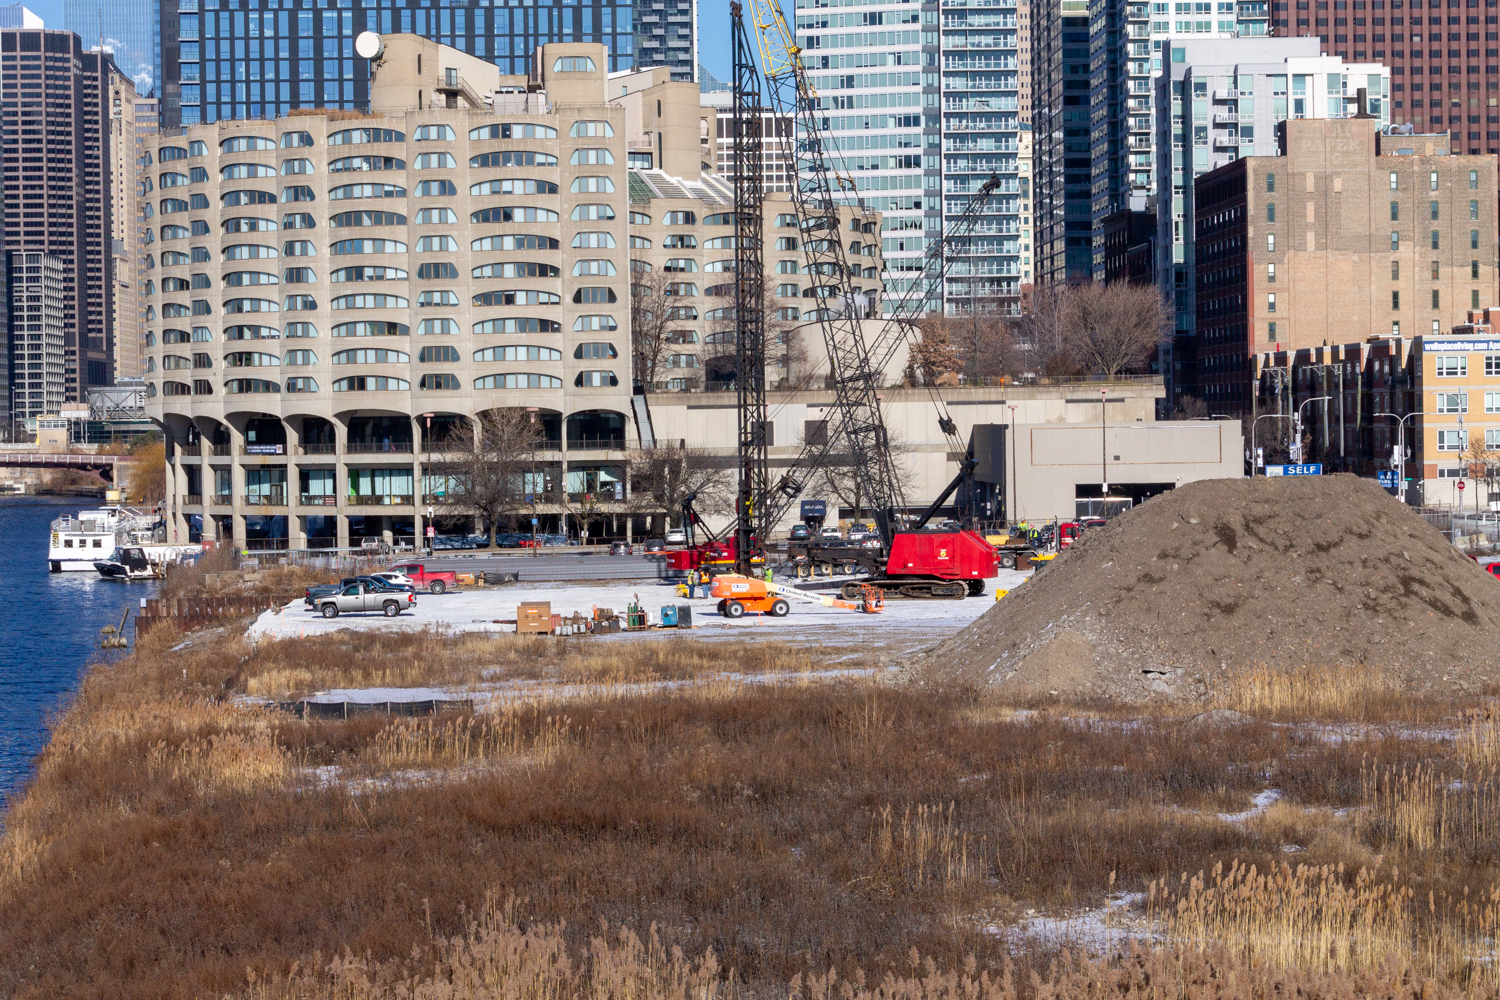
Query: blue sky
[
  {"left": 26, "top": 0, "right": 66, "bottom": 31},
  {"left": 25, "top": 0, "right": 737, "bottom": 88},
  {"left": 697, "top": 1, "right": 733, "bottom": 85}
]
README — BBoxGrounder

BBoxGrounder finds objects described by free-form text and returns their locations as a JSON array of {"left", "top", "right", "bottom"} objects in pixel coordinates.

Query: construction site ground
[{"left": 247, "top": 570, "right": 1031, "bottom": 657}]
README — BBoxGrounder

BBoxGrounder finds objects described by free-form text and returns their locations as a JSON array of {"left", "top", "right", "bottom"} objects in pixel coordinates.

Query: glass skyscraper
[
  {"left": 66, "top": 0, "right": 157, "bottom": 93},
  {"left": 155, "top": 0, "right": 641, "bottom": 127}
]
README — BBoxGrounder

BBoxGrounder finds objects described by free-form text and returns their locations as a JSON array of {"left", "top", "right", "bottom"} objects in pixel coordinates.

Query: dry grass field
[{"left": 5, "top": 610, "right": 1500, "bottom": 999}]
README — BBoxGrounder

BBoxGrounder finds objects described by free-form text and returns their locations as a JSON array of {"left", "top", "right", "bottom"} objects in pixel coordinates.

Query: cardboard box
[{"left": 517, "top": 601, "right": 552, "bottom": 635}]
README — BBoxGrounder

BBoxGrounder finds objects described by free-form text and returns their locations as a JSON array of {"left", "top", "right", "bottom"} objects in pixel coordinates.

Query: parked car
[
  {"left": 847, "top": 523, "right": 876, "bottom": 541},
  {"left": 386, "top": 562, "right": 460, "bottom": 594},
  {"left": 789, "top": 523, "right": 812, "bottom": 541},
  {"left": 369, "top": 571, "right": 416, "bottom": 589},
  {"left": 312, "top": 582, "right": 415, "bottom": 619},
  {"left": 819, "top": 526, "right": 843, "bottom": 541},
  {"left": 643, "top": 537, "right": 666, "bottom": 552},
  {"left": 610, "top": 541, "right": 631, "bottom": 555},
  {"left": 305, "top": 575, "right": 413, "bottom": 606},
  {"left": 665, "top": 527, "right": 687, "bottom": 545}
]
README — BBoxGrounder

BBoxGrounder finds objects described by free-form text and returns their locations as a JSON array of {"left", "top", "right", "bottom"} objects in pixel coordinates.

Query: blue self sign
[{"left": 1266, "top": 464, "right": 1323, "bottom": 477}]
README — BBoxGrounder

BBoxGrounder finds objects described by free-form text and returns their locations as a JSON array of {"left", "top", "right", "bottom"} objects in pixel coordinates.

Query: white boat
[
  {"left": 48, "top": 505, "right": 159, "bottom": 572},
  {"left": 94, "top": 543, "right": 201, "bottom": 580}
]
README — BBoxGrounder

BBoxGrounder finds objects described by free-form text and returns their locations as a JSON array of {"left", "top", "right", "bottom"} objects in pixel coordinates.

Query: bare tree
[
  {"left": 436, "top": 409, "right": 542, "bottom": 547},
  {"left": 1461, "top": 431, "right": 1500, "bottom": 510},
  {"left": 1013, "top": 283, "right": 1073, "bottom": 376},
  {"left": 1062, "top": 282, "right": 1168, "bottom": 378},
  {"left": 907, "top": 313, "right": 964, "bottom": 386},
  {"left": 626, "top": 444, "right": 734, "bottom": 537},
  {"left": 630, "top": 269, "right": 677, "bottom": 388}
]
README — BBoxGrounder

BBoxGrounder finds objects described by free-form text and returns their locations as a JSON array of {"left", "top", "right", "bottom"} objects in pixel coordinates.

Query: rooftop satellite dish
[{"left": 355, "top": 31, "right": 384, "bottom": 60}]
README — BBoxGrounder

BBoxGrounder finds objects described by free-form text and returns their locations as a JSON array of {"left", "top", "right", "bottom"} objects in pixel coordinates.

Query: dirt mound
[{"left": 923, "top": 475, "right": 1500, "bottom": 702}]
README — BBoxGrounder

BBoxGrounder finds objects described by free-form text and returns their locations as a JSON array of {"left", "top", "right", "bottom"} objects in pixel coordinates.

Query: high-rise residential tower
[
  {"left": 109, "top": 69, "right": 142, "bottom": 381},
  {"left": 155, "top": 0, "right": 640, "bottom": 127},
  {"left": 0, "top": 25, "right": 121, "bottom": 406},
  {"left": 6, "top": 250, "right": 66, "bottom": 424},
  {"left": 796, "top": 0, "right": 944, "bottom": 314},
  {"left": 1032, "top": 0, "right": 1089, "bottom": 284},
  {"left": 635, "top": 0, "right": 697, "bottom": 83},
  {"left": 794, "top": 0, "right": 1026, "bottom": 317},
  {"left": 942, "top": 0, "right": 1027, "bottom": 315}
]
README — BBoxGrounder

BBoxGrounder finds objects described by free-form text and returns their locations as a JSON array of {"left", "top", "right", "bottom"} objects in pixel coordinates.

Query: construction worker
[
  {"left": 687, "top": 567, "right": 701, "bottom": 599},
  {"left": 763, "top": 563, "right": 774, "bottom": 583}
]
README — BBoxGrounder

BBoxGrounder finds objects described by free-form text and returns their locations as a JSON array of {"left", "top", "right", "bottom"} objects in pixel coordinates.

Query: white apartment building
[{"left": 144, "top": 36, "right": 887, "bottom": 549}]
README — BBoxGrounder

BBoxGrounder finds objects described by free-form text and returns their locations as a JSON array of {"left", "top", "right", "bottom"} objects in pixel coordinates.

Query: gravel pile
[{"left": 921, "top": 475, "right": 1500, "bottom": 702}]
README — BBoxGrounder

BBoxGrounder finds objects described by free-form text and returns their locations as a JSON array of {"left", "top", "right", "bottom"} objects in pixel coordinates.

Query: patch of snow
[
  {"left": 1219, "top": 788, "right": 1281, "bottom": 823},
  {"left": 995, "top": 893, "right": 1154, "bottom": 952}
]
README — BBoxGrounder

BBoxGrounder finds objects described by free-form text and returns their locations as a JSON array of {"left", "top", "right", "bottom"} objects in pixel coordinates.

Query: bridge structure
[{"left": 0, "top": 452, "right": 137, "bottom": 482}]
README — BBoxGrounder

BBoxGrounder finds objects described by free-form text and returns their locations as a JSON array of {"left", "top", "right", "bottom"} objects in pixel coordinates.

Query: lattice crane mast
[{"left": 737, "top": 0, "right": 907, "bottom": 544}]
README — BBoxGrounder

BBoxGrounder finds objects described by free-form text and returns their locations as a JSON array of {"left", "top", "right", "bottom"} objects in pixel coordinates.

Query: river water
[{"left": 0, "top": 495, "right": 156, "bottom": 807}]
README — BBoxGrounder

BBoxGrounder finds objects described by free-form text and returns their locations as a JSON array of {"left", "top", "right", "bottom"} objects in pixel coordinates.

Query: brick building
[{"left": 1193, "top": 116, "right": 1497, "bottom": 415}]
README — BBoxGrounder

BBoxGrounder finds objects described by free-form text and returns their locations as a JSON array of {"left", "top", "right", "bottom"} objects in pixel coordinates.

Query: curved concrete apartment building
[{"left": 144, "top": 36, "right": 884, "bottom": 548}]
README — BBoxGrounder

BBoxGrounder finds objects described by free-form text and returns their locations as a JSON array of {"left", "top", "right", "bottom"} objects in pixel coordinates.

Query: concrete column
[
  {"left": 227, "top": 421, "right": 246, "bottom": 552},
  {"left": 284, "top": 416, "right": 302, "bottom": 549},
  {"left": 334, "top": 416, "right": 349, "bottom": 549}
]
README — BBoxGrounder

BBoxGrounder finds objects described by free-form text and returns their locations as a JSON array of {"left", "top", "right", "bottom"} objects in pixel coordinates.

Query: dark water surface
[{"left": 0, "top": 496, "right": 157, "bottom": 807}]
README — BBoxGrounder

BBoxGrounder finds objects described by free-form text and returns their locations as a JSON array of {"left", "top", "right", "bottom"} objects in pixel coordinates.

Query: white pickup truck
[{"left": 312, "top": 582, "right": 416, "bottom": 619}]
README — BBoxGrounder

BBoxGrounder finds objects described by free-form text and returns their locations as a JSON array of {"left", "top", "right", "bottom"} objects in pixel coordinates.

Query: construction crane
[
  {"left": 731, "top": 3, "right": 770, "bottom": 576},
  {"left": 682, "top": 1, "right": 1002, "bottom": 599},
  {"left": 735, "top": 0, "right": 906, "bottom": 547}
]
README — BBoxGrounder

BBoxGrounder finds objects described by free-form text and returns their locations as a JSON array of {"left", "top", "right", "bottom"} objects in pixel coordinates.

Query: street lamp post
[
  {"left": 421, "top": 411, "right": 433, "bottom": 555},
  {"left": 1008, "top": 403, "right": 1018, "bottom": 525},
  {"left": 1250, "top": 413, "right": 1290, "bottom": 475},
  {"left": 1293, "top": 395, "right": 1331, "bottom": 464},
  {"left": 1375, "top": 411, "right": 1419, "bottom": 502},
  {"left": 1100, "top": 387, "right": 1108, "bottom": 499}
]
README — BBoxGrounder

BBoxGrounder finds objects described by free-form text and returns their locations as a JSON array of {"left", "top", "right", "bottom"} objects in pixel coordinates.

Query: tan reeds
[
  {"left": 1216, "top": 664, "right": 1400, "bottom": 720},
  {"left": 1148, "top": 860, "right": 1413, "bottom": 975}
]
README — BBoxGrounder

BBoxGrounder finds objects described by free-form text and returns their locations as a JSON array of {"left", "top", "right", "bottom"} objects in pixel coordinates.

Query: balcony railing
[
  {"left": 566, "top": 437, "right": 629, "bottom": 451},
  {"left": 210, "top": 493, "right": 232, "bottom": 506},
  {"left": 178, "top": 444, "right": 201, "bottom": 456},
  {"left": 350, "top": 494, "right": 415, "bottom": 506},
  {"left": 243, "top": 491, "right": 287, "bottom": 506},
  {"left": 183, "top": 494, "right": 203, "bottom": 506},
  {"left": 211, "top": 444, "right": 232, "bottom": 457},
  {"left": 300, "top": 494, "right": 339, "bottom": 507},
  {"left": 300, "top": 442, "right": 337, "bottom": 455},
  {"left": 346, "top": 442, "right": 414, "bottom": 454},
  {"left": 241, "top": 445, "right": 289, "bottom": 456}
]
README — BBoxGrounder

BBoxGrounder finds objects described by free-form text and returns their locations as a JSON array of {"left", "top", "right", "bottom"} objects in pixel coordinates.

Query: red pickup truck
[{"left": 387, "top": 562, "right": 459, "bottom": 594}]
